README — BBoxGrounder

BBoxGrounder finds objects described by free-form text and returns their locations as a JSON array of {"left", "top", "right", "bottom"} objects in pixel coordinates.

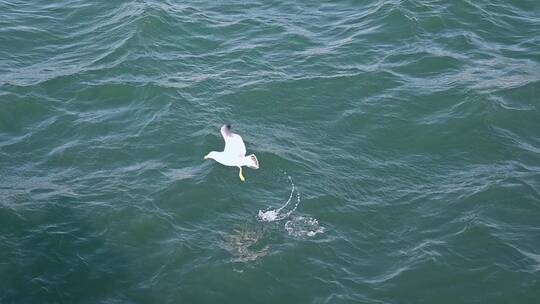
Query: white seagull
[{"left": 204, "top": 124, "right": 259, "bottom": 182}]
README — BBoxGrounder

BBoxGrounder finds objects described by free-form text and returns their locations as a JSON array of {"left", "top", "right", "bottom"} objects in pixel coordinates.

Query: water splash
[
  {"left": 257, "top": 173, "right": 300, "bottom": 222},
  {"left": 257, "top": 172, "right": 325, "bottom": 238}
]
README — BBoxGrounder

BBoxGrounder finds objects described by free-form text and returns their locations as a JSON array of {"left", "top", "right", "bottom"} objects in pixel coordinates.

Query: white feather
[{"left": 205, "top": 125, "right": 259, "bottom": 169}]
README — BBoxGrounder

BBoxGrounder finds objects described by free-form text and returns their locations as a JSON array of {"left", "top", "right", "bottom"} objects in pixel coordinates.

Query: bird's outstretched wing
[{"left": 220, "top": 124, "right": 246, "bottom": 157}]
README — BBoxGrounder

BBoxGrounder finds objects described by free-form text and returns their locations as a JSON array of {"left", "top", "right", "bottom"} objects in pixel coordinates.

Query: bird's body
[{"left": 204, "top": 125, "right": 259, "bottom": 181}]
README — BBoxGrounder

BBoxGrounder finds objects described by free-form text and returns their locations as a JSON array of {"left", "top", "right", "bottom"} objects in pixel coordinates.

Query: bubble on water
[{"left": 284, "top": 216, "right": 325, "bottom": 238}]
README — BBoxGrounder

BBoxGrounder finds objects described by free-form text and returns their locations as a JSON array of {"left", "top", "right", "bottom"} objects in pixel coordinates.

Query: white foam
[
  {"left": 257, "top": 209, "right": 280, "bottom": 222},
  {"left": 284, "top": 216, "right": 325, "bottom": 238}
]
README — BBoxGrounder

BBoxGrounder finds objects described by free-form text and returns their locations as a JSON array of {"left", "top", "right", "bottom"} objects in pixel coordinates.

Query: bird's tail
[{"left": 244, "top": 154, "right": 259, "bottom": 169}]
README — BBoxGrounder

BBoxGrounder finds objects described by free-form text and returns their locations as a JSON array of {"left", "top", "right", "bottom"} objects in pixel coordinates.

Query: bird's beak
[{"left": 203, "top": 154, "right": 209, "bottom": 160}]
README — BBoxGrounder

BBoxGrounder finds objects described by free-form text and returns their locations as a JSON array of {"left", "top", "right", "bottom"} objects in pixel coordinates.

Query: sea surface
[{"left": 1, "top": 0, "right": 539, "bottom": 303}]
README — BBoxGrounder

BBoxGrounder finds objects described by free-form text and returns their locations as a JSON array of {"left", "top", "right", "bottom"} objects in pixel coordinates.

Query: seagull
[{"left": 204, "top": 124, "right": 259, "bottom": 182}]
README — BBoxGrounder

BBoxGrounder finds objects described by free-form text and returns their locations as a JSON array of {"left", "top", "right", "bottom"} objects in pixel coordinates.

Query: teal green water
[{"left": 1, "top": 0, "right": 540, "bottom": 303}]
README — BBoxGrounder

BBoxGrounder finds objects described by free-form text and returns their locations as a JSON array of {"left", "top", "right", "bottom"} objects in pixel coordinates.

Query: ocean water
[{"left": 1, "top": 0, "right": 539, "bottom": 303}]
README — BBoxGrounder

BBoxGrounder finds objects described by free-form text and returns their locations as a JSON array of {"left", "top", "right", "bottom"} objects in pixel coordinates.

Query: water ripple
[{"left": 1, "top": 0, "right": 540, "bottom": 302}]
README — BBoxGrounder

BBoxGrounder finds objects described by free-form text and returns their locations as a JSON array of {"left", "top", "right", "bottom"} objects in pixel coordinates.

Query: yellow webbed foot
[{"left": 239, "top": 167, "right": 245, "bottom": 182}]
